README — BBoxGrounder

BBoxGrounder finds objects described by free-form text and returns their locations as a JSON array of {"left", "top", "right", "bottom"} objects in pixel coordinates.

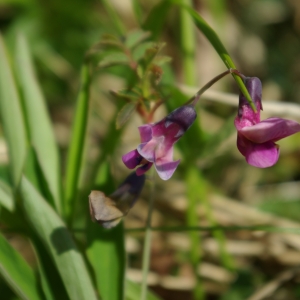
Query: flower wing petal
[
  {"left": 137, "top": 137, "right": 164, "bottom": 162},
  {"left": 240, "top": 117, "right": 300, "bottom": 143},
  {"left": 154, "top": 158, "right": 180, "bottom": 180},
  {"left": 245, "top": 140, "right": 279, "bottom": 168}
]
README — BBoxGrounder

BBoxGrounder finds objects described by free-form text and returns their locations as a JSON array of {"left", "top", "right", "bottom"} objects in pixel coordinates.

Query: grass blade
[
  {"left": 64, "top": 63, "right": 90, "bottom": 221},
  {"left": 143, "top": 0, "right": 171, "bottom": 40},
  {"left": 174, "top": 2, "right": 256, "bottom": 111},
  {"left": 125, "top": 280, "right": 161, "bottom": 300},
  {"left": 86, "top": 162, "right": 125, "bottom": 300},
  {"left": 0, "top": 34, "right": 27, "bottom": 187},
  {"left": 20, "top": 176, "right": 98, "bottom": 300},
  {"left": 0, "top": 179, "right": 14, "bottom": 212},
  {"left": 15, "top": 34, "right": 63, "bottom": 214},
  {"left": 87, "top": 223, "right": 125, "bottom": 300},
  {"left": 0, "top": 232, "right": 41, "bottom": 300}
]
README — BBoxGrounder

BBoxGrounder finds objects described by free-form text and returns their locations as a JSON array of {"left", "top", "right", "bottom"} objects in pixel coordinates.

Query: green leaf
[
  {"left": 0, "top": 179, "right": 14, "bottom": 212},
  {"left": 87, "top": 161, "right": 125, "bottom": 300},
  {"left": 31, "top": 235, "right": 69, "bottom": 300},
  {"left": 176, "top": 3, "right": 256, "bottom": 111},
  {"left": 20, "top": 176, "right": 98, "bottom": 300},
  {"left": 87, "top": 223, "right": 125, "bottom": 300},
  {"left": 125, "top": 30, "right": 151, "bottom": 49},
  {"left": 15, "top": 34, "right": 63, "bottom": 214},
  {"left": 98, "top": 52, "right": 129, "bottom": 68},
  {"left": 0, "top": 34, "right": 27, "bottom": 187},
  {"left": 125, "top": 280, "right": 162, "bottom": 300},
  {"left": 0, "top": 232, "right": 41, "bottom": 300},
  {"left": 131, "top": 0, "right": 143, "bottom": 26},
  {"left": 116, "top": 102, "right": 136, "bottom": 129},
  {"left": 143, "top": 0, "right": 171, "bottom": 40},
  {"left": 65, "top": 63, "right": 91, "bottom": 221}
]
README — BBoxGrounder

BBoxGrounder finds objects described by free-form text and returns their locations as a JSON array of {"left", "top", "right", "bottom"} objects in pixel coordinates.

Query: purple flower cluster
[{"left": 122, "top": 75, "right": 300, "bottom": 179}]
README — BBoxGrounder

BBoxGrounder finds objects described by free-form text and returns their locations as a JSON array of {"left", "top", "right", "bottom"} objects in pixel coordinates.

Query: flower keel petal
[{"left": 245, "top": 141, "right": 280, "bottom": 168}]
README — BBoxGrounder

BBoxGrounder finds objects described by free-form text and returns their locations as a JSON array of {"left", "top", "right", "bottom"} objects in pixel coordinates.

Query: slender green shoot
[{"left": 141, "top": 170, "right": 156, "bottom": 300}]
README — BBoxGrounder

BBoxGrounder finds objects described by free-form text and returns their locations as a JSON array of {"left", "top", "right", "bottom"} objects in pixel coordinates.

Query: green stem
[
  {"left": 141, "top": 169, "right": 156, "bottom": 300},
  {"left": 185, "top": 166, "right": 204, "bottom": 300},
  {"left": 184, "top": 69, "right": 232, "bottom": 106},
  {"left": 180, "top": 0, "right": 196, "bottom": 85},
  {"left": 126, "top": 225, "right": 297, "bottom": 233}
]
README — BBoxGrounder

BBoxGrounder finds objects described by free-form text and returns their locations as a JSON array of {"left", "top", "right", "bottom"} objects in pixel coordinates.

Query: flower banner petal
[
  {"left": 240, "top": 117, "right": 300, "bottom": 143},
  {"left": 138, "top": 124, "right": 153, "bottom": 143}
]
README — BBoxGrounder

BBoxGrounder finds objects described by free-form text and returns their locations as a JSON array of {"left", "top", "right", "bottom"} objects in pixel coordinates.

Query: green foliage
[
  {"left": 0, "top": 233, "right": 41, "bottom": 300},
  {"left": 0, "top": 1, "right": 299, "bottom": 300}
]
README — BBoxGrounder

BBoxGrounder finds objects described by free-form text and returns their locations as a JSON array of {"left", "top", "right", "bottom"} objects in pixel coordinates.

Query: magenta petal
[
  {"left": 136, "top": 162, "right": 153, "bottom": 176},
  {"left": 154, "top": 158, "right": 180, "bottom": 180},
  {"left": 240, "top": 117, "right": 300, "bottom": 143},
  {"left": 122, "top": 149, "right": 142, "bottom": 169},
  {"left": 236, "top": 134, "right": 251, "bottom": 157},
  {"left": 245, "top": 141, "right": 280, "bottom": 168},
  {"left": 138, "top": 125, "right": 153, "bottom": 143},
  {"left": 137, "top": 137, "right": 164, "bottom": 162}
]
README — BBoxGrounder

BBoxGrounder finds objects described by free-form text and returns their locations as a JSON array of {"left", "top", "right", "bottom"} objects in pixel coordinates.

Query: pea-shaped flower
[
  {"left": 122, "top": 105, "right": 197, "bottom": 180},
  {"left": 234, "top": 77, "right": 300, "bottom": 167}
]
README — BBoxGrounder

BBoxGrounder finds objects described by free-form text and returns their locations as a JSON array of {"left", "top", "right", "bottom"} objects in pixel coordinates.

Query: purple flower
[
  {"left": 234, "top": 77, "right": 300, "bottom": 168},
  {"left": 122, "top": 105, "right": 197, "bottom": 180}
]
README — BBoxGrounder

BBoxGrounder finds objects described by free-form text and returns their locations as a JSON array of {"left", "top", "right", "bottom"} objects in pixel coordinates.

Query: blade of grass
[
  {"left": 20, "top": 176, "right": 98, "bottom": 300},
  {"left": 172, "top": 1, "right": 256, "bottom": 111},
  {"left": 180, "top": 0, "right": 196, "bottom": 85},
  {"left": 142, "top": 0, "right": 171, "bottom": 40},
  {"left": 86, "top": 161, "right": 125, "bottom": 300},
  {"left": 131, "top": 0, "right": 143, "bottom": 26},
  {"left": 100, "top": 0, "right": 126, "bottom": 36},
  {"left": 31, "top": 235, "right": 69, "bottom": 300},
  {"left": 0, "top": 179, "right": 14, "bottom": 212},
  {"left": 0, "top": 34, "right": 27, "bottom": 187},
  {"left": 0, "top": 232, "right": 41, "bottom": 300},
  {"left": 65, "top": 63, "right": 90, "bottom": 222},
  {"left": 125, "top": 279, "right": 162, "bottom": 300},
  {"left": 87, "top": 223, "right": 125, "bottom": 300},
  {"left": 15, "top": 34, "right": 63, "bottom": 215}
]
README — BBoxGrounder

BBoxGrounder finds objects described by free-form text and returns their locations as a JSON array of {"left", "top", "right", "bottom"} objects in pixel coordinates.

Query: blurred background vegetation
[{"left": 1, "top": 0, "right": 300, "bottom": 300}]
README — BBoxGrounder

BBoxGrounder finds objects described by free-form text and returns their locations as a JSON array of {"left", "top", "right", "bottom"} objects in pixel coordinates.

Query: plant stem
[
  {"left": 141, "top": 169, "right": 156, "bottom": 300},
  {"left": 185, "top": 166, "right": 205, "bottom": 300},
  {"left": 184, "top": 69, "right": 232, "bottom": 106}
]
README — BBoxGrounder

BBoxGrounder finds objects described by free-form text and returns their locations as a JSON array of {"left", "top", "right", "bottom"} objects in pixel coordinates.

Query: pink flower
[
  {"left": 234, "top": 77, "right": 300, "bottom": 168},
  {"left": 122, "top": 105, "right": 197, "bottom": 180}
]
